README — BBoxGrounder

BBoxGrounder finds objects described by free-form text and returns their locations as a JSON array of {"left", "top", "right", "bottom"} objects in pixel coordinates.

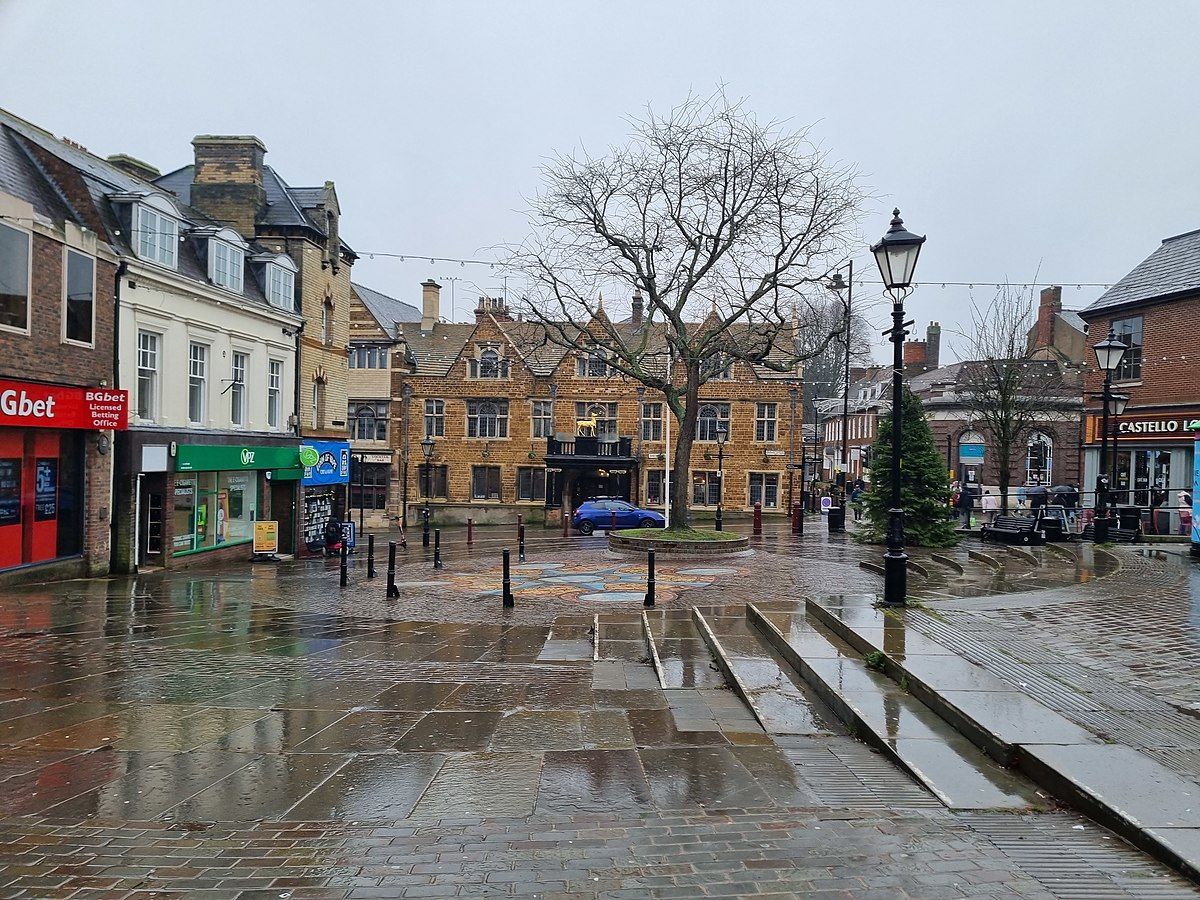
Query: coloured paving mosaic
[{"left": 409, "top": 560, "right": 745, "bottom": 602}]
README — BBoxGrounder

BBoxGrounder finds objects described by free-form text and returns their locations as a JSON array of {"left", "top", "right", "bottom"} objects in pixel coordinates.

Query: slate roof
[
  {"left": 0, "top": 108, "right": 290, "bottom": 316},
  {"left": 351, "top": 282, "right": 421, "bottom": 338},
  {"left": 1059, "top": 309, "right": 1086, "bottom": 333},
  {"left": 397, "top": 323, "right": 479, "bottom": 377},
  {"left": 155, "top": 164, "right": 355, "bottom": 256},
  {"left": 1085, "top": 228, "right": 1200, "bottom": 315}
]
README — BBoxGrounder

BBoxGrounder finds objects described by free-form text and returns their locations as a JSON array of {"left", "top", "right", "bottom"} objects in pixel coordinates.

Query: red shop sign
[{"left": 0, "top": 379, "right": 128, "bottom": 431}]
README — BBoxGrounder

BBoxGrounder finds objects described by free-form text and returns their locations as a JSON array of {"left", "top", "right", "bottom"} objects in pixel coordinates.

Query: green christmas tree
[{"left": 858, "top": 387, "right": 958, "bottom": 548}]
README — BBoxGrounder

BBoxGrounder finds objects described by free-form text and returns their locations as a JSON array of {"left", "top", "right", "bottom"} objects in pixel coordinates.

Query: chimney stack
[
  {"left": 474, "top": 295, "right": 511, "bottom": 322},
  {"left": 106, "top": 153, "right": 160, "bottom": 182},
  {"left": 926, "top": 322, "right": 941, "bottom": 371},
  {"left": 189, "top": 135, "right": 267, "bottom": 236},
  {"left": 631, "top": 288, "right": 644, "bottom": 325},
  {"left": 1033, "top": 285, "right": 1062, "bottom": 349},
  {"left": 421, "top": 280, "right": 441, "bottom": 332},
  {"left": 903, "top": 339, "right": 927, "bottom": 377}
]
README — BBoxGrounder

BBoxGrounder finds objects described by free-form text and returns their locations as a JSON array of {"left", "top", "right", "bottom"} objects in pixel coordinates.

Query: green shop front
[{"left": 172, "top": 444, "right": 302, "bottom": 559}]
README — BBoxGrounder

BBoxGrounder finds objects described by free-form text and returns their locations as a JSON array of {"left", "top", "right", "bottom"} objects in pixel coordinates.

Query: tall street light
[
  {"left": 1091, "top": 330, "right": 1127, "bottom": 543},
  {"left": 421, "top": 436, "right": 435, "bottom": 548},
  {"left": 1108, "top": 392, "right": 1130, "bottom": 507},
  {"left": 871, "top": 208, "right": 925, "bottom": 607},
  {"left": 828, "top": 265, "right": 853, "bottom": 533},
  {"left": 787, "top": 382, "right": 799, "bottom": 511},
  {"left": 714, "top": 422, "right": 729, "bottom": 531}
]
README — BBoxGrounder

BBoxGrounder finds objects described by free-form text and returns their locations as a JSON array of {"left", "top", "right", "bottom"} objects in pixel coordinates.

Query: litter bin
[{"left": 827, "top": 503, "right": 845, "bottom": 533}]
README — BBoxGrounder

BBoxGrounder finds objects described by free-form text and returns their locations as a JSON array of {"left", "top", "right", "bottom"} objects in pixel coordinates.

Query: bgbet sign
[{"left": 0, "top": 379, "right": 128, "bottom": 430}]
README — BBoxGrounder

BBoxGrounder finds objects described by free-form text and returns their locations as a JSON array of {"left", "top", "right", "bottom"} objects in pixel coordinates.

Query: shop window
[
  {"left": 350, "top": 462, "right": 390, "bottom": 510},
  {"left": 472, "top": 465, "right": 502, "bottom": 500},
  {"left": 1112, "top": 316, "right": 1143, "bottom": 381},
  {"left": 267, "top": 360, "right": 283, "bottom": 428},
  {"left": 172, "top": 471, "right": 257, "bottom": 554},
  {"left": 466, "top": 400, "right": 508, "bottom": 438},
  {"left": 63, "top": 249, "right": 95, "bottom": 345},
  {"left": 531, "top": 400, "right": 554, "bottom": 438},
  {"left": 517, "top": 467, "right": 546, "bottom": 502},
  {"left": 575, "top": 402, "right": 618, "bottom": 438},
  {"left": 230, "top": 352, "right": 247, "bottom": 426},
  {"left": 696, "top": 403, "right": 731, "bottom": 441},
  {"left": 419, "top": 464, "right": 448, "bottom": 499},
  {"left": 641, "top": 402, "right": 663, "bottom": 441},
  {"left": 749, "top": 472, "right": 780, "bottom": 509},
  {"left": 350, "top": 402, "right": 388, "bottom": 441},
  {"left": 692, "top": 471, "right": 721, "bottom": 506},
  {"left": 137, "top": 331, "right": 159, "bottom": 421},
  {"left": 755, "top": 403, "right": 777, "bottom": 442},
  {"left": 0, "top": 221, "right": 30, "bottom": 332},
  {"left": 424, "top": 399, "right": 445, "bottom": 437},
  {"left": 188, "top": 343, "right": 208, "bottom": 425}
]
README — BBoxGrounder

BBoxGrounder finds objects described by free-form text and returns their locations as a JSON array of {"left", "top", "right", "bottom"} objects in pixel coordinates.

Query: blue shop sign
[{"left": 301, "top": 440, "right": 351, "bottom": 486}]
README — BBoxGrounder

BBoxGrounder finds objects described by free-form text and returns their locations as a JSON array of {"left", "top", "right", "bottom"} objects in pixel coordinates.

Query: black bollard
[
  {"left": 422, "top": 507, "right": 430, "bottom": 548},
  {"left": 386, "top": 540, "right": 400, "bottom": 599},
  {"left": 502, "top": 548, "right": 514, "bottom": 607},
  {"left": 367, "top": 534, "right": 376, "bottom": 579},
  {"left": 434, "top": 529, "right": 443, "bottom": 569},
  {"left": 339, "top": 540, "right": 349, "bottom": 588},
  {"left": 518, "top": 524, "right": 526, "bottom": 562},
  {"left": 644, "top": 548, "right": 655, "bottom": 607}
]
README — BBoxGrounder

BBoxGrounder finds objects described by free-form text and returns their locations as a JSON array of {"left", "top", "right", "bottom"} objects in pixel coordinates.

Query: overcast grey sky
[{"left": 2, "top": 1, "right": 1197, "bottom": 361}]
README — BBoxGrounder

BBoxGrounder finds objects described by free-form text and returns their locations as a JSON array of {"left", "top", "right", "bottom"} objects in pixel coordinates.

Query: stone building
[
  {"left": 0, "top": 110, "right": 126, "bottom": 584},
  {"left": 389, "top": 285, "right": 802, "bottom": 527},
  {"left": 1079, "top": 227, "right": 1200, "bottom": 533},
  {"left": 347, "top": 281, "right": 420, "bottom": 529},
  {"left": 157, "top": 138, "right": 357, "bottom": 551}
]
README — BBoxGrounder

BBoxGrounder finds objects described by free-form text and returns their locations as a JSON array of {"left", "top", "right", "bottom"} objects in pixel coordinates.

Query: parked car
[{"left": 572, "top": 498, "right": 665, "bottom": 534}]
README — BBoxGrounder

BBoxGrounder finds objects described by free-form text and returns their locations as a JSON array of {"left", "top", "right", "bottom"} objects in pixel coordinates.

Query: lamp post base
[
  {"left": 881, "top": 507, "right": 907, "bottom": 607},
  {"left": 715, "top": 506, "right": 723, "bottom": 532}
]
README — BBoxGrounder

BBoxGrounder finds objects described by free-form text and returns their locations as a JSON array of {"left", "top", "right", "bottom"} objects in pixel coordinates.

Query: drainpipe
[{"left": 109, "top": 260, "right": 128, "bottom": 574}]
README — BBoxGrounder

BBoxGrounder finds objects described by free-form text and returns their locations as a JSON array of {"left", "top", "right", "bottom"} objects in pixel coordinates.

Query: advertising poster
[
  {"left": 34, "top": 458, "right": 58, "bottom": 521},
  {"left": 253, "top": 521, "right": 279, "bottom": 554},
  {"left": 0, "top": 458, "right": 18, "bottom": 526}
]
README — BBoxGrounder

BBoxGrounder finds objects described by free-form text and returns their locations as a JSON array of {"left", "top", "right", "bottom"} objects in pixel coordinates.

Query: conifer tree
[{"left": 859, "top": 387, "right": 958, "bottom": 548}]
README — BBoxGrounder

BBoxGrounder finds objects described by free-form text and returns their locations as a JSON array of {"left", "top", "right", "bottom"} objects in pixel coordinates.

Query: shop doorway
[{"left": 271, "top": 481, "right": 296, "bottom": 555}]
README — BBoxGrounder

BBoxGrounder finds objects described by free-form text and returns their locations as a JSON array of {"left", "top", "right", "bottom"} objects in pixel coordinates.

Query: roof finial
[{"left": 597, "top": 292, "right": 604, "bottom": 310}]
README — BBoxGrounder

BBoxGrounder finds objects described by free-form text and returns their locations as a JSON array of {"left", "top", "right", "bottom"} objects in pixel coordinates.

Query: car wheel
[
  {"left": 578, "top": 520, "right": 594, "bottom": 535},
  {"left": 639, "top": 518, "right": 657, "bottom": 528}
]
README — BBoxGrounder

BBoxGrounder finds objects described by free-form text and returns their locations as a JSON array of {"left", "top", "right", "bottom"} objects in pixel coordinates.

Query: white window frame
[
  {"left": 641, "top": 401, "right": 663, "bottom": 442},
  {"left": 266, "top": 263, "right": 295, "bottom": 310},
  {"left": 230, "top": 351, "right": 248, "bottom": 426},
  {"left": 188, "top": 342, "right": 208, "bottom": 425},
  {"left": 267, "top": 359, "right": 283, "bottom": 429},
  {"left": 748, "top": 472, "right": 780, "bottom": 509},
  {"left": 136, "top": 204, "right": 178, "bottom": 269},
  {"left": 425, "top": 399, "right": 445, "bottom": 437},
  {"left": 696, "top": 403, "right": 731, "bottom": 442},
  {"left": 466, "top": 400, "right": 509, "bottom": 439},
  {"left": 531, "top": 399, "right": 554, "bottom": 439},
  {"left": 61, "top": 248, "right": 96, "bottom": 347},
  {"left": 0, "top": 220, "right": 32, "bottom": 335},
  {"left": 755, "top": 402, "right": 777, "bottom": 443},
  {"left": 210, "top": 239, "right": 244, "bottom": 293},
  {"left": 136, "top": 330, "right": 160, "bottom": 422}
]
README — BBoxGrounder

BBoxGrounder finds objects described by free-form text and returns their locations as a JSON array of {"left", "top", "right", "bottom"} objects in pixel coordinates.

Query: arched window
[
  {"left": 696, "top": 403, "right": 730, "bottom": 441},
  {"left": 1026, "top": 432, "right": 1053, "bottom": 484},
  {"left": 479, "top": 348, "right": 500, "bottom": 378},
  {"left": 352, "top": 403, "right": 387, "bottom": 441}
]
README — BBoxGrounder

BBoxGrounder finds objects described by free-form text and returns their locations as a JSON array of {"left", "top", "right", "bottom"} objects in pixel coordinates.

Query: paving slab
[
  {"left": 284, "top": 753, "right": 446, "bottom": 820},
  {"left": 535, "top": 749, "right": 652, "bottom": 813},
  {"left": 410, "top": 751, "right": 542, "bottom": 819}
]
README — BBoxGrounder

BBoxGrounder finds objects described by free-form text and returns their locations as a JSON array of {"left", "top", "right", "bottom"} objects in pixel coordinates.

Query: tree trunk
[
  {"left": 669, "top": 369, "right": 701, "bottom": 529},
  {"left": 997, "top": 441, "right": 1011, "bottom": 514}
]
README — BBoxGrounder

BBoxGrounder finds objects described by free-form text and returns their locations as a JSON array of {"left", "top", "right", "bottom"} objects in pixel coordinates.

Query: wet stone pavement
[{"left": 0, "top": 523, "right": 1196, "bottom": 897}]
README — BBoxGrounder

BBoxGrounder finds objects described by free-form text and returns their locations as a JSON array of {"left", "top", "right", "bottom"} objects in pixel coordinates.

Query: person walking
[
  {"left": 1179, "top": 491, "right": 1194, "bottom": 537},
  {"left": 849, "top": 484, "right": 864, "bottom": 522},
  {"left": 1016, "top": 483, "right": 1028, "bottom": 512},
  {"left": 981, "top": 489, "right": 1000, "bottom": 525},
  {"left": 955, "top": 484, "right": 974, "bottom": 529}
]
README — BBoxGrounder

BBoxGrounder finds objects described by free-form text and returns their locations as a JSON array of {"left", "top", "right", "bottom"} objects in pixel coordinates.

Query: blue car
[{"left": 572, "top": 498, "right": 665, "bottom": 534}]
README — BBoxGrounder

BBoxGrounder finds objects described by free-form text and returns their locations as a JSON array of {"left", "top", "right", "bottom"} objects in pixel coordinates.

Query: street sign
[
  {"left": 341, "top": 521, "right": 356, "bottom": 549},
  {"left": 786, "top": 463, "right": 803, "bottom": 470},
  {"left": 253, "top": 520, "right": 279, "bottom": 554}
]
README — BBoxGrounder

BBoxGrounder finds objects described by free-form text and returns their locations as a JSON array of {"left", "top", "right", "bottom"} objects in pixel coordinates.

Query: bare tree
[
  {"left": 956, "top": 283, "right": 1079, "bottom": 513},
  {"left": 510, "top": 91, "right": 864, "bottom": 528},
  {"left": 798, "top": 294, "right": 875, "bottom": 420}
]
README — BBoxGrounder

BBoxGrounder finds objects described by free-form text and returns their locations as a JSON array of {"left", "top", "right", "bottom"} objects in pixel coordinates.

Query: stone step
[
  {"left": 642, "top": 609, "right": 725, "bottom": 690},
  {"left": 747, "top": 602, "right": 1043, "bottom": 811}
]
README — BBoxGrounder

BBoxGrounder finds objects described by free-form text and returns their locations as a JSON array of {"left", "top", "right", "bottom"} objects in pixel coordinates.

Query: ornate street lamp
[
  {"left": 421, "top": 436, "right": 435, "bottom": 548},
  {"left": 1092, "top": 330, "right": 1127, "bottom": 543},
  {"left": 828, "top": 266, "right": 853, "bottom": 533},
  {"left": 871, "top": 208, "right": 926, "bottom": 607},
  {"left": 715, "top": 422, "right": 729, "bottom": 532},
  {"left": 1108, "top": 392, "right": 1130, "bottom": 507}
]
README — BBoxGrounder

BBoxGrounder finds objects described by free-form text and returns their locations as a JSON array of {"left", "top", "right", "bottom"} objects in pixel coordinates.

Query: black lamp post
[
  {"left": 871, "top": 208, "right": 926, "bottom": 607},
  {"left": 1091, "top": 331, "right": 1127, "bottom": 543},
  {"left": 787, "top": 382, "right": 798, "bottom": 510},
  {"left": 828, "top": 266, "right": 853, "bottom": 532},
  {"left": 1108, "top": 392, "right": 1129, "bottom": 506},
  {"left": 714, "top": 422, "right": 728, "bottom": 531},
  {"left": 420, "top": 436, "right": 435, "bottom": 547}
]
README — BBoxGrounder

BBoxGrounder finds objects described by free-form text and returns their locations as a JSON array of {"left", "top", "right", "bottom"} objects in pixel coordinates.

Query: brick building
[
  {"left": 157, "top": 139, "right": 357, "bottom": 551},
  {"left": 347, "top": 281, "right": 420, "bottom": 529},
  {"left": 0, "top": 111, "right": 126, "bottom": 584},
  {"left": 1079, "top": 227, "right": 1200, "bottom": 533},
  {"left": 389, "top": 286, "right": 802, "bottom": 527}
]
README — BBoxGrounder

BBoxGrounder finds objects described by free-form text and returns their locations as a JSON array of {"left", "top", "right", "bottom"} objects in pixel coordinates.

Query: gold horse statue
[{"left": 575, "top": 415, "right": 598, "bottom": 437}]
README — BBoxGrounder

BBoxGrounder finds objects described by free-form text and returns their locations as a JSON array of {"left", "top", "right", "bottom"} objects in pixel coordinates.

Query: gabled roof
[
  {"left": 1059, "top": 309, "right": 1086, "bottom": 333},
  {"left": 397, "top": 322, "right": 479, "bottom": 377},
  {"left": 351, "top": 282, "right": 421, "bottom": 339},
  {"left": 1085, "top": 228, "right": 1200, "bottom": 315}
]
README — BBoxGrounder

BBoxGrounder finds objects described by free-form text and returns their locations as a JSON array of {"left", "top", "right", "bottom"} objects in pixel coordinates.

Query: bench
[
  {"left": 980, "top": 515, "right": 1046, "bottom": 545},
  {"left": 1081, "top": 522, "right": 1141, "bottom": 544}
]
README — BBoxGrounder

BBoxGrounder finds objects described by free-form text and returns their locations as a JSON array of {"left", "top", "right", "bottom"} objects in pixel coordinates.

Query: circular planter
[{"left": 608, "top": 532, "right": 750, "bottom": 556}]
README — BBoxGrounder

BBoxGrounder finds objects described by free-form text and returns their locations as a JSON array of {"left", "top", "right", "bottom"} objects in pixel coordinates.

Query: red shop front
[{"left": 0, "top": 379, "right": 128, "bottom": 572}]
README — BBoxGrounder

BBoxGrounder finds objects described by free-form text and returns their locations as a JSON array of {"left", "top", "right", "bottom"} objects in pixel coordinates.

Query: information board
[{"left": 253, "top": 520, "right": 279, "bottom": 554}]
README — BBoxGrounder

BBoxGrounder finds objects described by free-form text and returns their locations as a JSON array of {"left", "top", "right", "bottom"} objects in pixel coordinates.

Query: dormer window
[
  {"left": 267, "top": 263, "right": 294, "bottom": 309},
  {"left": 136, "top": 204, "right": 177, "bottom": 268},
  {"left": 469, "top": 346, "right": 509, "bottom": 379},
  {"left": 701, "top": 353, "right": 733, "bottom": 380},
  {"left": 577, "top": 347, "right": 612, "bottom": 378},
  {"left": 211, "top": 240, "right": 243, "bottom": 292}
]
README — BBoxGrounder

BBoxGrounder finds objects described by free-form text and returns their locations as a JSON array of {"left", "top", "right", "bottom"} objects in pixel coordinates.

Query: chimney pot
[{"left": 421, "top": 280, "right": 441, "bottom": 332}]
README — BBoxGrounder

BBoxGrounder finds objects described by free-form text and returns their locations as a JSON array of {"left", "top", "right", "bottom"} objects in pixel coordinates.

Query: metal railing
[{"left": 546, "top": 436, "right": 634, "bottom": 458}]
